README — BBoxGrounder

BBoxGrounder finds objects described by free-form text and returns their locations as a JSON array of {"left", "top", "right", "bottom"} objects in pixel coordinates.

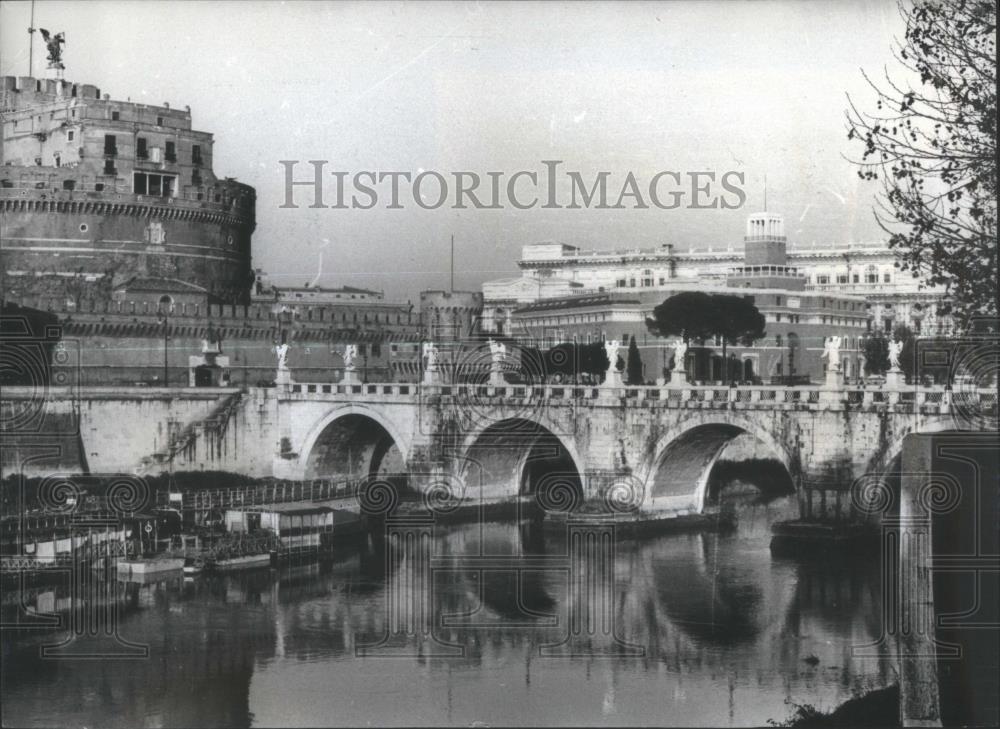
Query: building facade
[
  {"left": 509, "top": 214, "right": 871, "bottom": 384},
  {"left": 482, "top": 214, "right": 950, "bottom": 338},
  {"left": 1, "top": 75, "right": 256, "bottom": 305}
]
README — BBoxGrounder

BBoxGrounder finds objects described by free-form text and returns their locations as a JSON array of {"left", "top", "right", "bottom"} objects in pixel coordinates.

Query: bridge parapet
[{"left": 280, "top": 380, "right": 996, "bottom": 417}]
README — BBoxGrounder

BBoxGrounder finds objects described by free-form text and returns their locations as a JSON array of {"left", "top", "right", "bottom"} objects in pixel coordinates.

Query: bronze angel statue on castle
[{"left": 40, "top": 29, "right": 66, "bottom": 70}]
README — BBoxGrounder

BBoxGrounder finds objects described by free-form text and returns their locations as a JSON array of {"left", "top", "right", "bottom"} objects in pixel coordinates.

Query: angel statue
[
  {"left": 423, "top": 342, "right": 439, "bottom": 371},
  {"left": 274, "top": 343, "right": 289, "bottom": 372},
  {"left": 673, "top": 338, "right": 688, "bottom": 365},
  {"left": 342, "top": 344, "right": 358, "bottom": 370},
  {"left": 888, "top": 339, "right": 903, "bottom": 371},
  {"left": 40, "top": 29, "right": 66, "bottom": 69},
  {"left": 822, "top": 336, "right": 842, "bottom": 367}
]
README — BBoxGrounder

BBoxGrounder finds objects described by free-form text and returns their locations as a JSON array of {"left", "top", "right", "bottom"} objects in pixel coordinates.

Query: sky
[{"left": 0, "top": 0, "right": 908, "bottom": 300}]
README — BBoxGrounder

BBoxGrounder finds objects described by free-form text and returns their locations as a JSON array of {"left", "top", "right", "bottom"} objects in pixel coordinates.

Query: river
[{"left": 2, "top": 490, "right": 895, "bottom": 727}]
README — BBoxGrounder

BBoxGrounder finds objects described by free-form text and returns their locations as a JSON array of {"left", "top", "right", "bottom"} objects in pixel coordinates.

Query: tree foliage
[
  {"left": 521, "top": 341, "right": 609, "bottom": 382},
  {"left": 862, "top": 332, "right": 890, "bottom": 375},
  {"left": 646, "top": 291, "right": 765, "bottom": 346},
  {"left": 646, "top": 292, "right": 766, "bottom": 380},
  {"left": 625, "top": 335, "right": 644, "bottom": 385},
  {"left": 862, "top": 325, "right": 917, "bottom": 378},
  {"left": 846, "top": 0, "right": 997, "bottom": 329}
]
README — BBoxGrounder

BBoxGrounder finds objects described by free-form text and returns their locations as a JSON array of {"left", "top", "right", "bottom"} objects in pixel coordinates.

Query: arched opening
[
  {"left": 303, "top": 414, "right": 406, "bottom": 481},
  {"left": 462, "top": 418, "right": 583, "bottom": 508},
  {"left": 649, "top": 424, "right": 795, "bottom": 513}
]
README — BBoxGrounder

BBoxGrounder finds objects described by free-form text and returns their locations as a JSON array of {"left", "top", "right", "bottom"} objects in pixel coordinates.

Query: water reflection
[{"left": 2, "top": 494, "right": 893, "bottom": 727}]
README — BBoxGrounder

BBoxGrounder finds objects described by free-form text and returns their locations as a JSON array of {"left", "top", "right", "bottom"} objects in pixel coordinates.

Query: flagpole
[{"left": 28, "top": 0, "right": 36, "bottom": 76}]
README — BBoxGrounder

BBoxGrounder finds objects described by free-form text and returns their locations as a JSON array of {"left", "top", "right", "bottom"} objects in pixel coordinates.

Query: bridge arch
[
  {"left": 641, "top": 413, "right": 798, "bottom": 514},
  {"left": 459, "top": 417, "right": 586, "bottom": 506},
  {"left": 865, "top": 415, "right": 962, "bottom": 484},
  {"left": 299, "top": 405, "right": 412, "bottom": 481}
]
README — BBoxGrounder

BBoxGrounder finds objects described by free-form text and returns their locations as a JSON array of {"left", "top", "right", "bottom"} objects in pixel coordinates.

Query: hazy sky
[{"left": 1, "top": 1, "right": 907, "bottom": 299}]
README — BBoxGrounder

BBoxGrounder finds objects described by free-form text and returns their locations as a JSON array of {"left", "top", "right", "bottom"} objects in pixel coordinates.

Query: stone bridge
[
  {"left": 3, "top": 379, "right": 994, "bottom": 522},
  {"left": 270, "top": 379, "right": 994, "bottom": 521}
]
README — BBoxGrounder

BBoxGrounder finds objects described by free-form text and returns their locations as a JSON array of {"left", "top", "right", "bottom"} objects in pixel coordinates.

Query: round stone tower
[{"left": 1, "top": 76, "right": 256, "bottom": 304}]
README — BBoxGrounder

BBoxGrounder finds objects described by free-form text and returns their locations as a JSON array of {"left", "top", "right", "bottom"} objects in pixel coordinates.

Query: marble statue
[
  {"left": 423, "top": 342, "right": 439, "bottom": 370},
  {"left": 343, "top": 344, "right": 358, "bottom": 370},
  {"left": 888, "top": 339, "right": 903, "bottom": 371},
  {"left": 673, "top": 339, "right": 688, "bottom": 365},
  {"left": 822, "top": 336, "right": 842, "bottom": 366},
  {"left": 274, "top": 343, "right": 289, "bottom": 371}
]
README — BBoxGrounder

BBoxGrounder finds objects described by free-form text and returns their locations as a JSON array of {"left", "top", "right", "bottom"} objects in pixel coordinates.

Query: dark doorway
[{"left": 194, "top": 364, "right": 215, "bottom": 387}]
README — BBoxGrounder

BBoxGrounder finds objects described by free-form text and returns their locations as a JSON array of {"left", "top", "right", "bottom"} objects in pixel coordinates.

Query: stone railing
[{"left": 282, "top": 379, "right": 997, "bottom": 415}]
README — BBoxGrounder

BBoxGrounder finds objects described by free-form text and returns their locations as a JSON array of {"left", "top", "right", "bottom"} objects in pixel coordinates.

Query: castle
[{"left": 1, "top": 75, "right": 255, "bottom": 305}]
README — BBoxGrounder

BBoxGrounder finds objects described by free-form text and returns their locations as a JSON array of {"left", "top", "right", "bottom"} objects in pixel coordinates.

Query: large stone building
[
  {"left": 508, "top": 214, "right": 872, "bottom": 384},
  {"left": 483, "top": 213, "right": 950, "bottom": 339},
  {"left": 1, "top": 75, "right": 256, "bottom": 304}
]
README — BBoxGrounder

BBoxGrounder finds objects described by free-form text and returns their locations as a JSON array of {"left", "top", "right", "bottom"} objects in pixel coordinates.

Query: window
[
  {"left": 192, "top": 170, "right": 202, "bottom": 186},
  {"left": 883, "top": 272, "right": 891, "bottom": 283},
  {"left": 157, "top": 116, "right": 164, "bottom": 126},
  {"left": 816, "top": 274, "right": 830, "bottom": 285},
  {"left": 103, "top": 159, "right": 116, "bottom": 175},
  {"left": 111, "top": 110, "right": 120, "bottom": 121},
  {"left": 67, "top": 130, "right": 74, "bottom": 141},
  {"left": 192, "top": 145, "right": 202, "bottom": 165},
  {"left": 616, "top": 279, "right": 626, "bottom": 288},
  {"left": 165, "top": 141, "right": 176, "bottom": 162},
  {"left": 775, "top": 335, "right": 783, "bottom": 347},
  {"left": 136, "top": 137, "right": 148, "bottom": 159},
  {"left": 133, "top": 172, "right": 176, "bottom": 197},
  {"left": 852, "top": 273, "right": 860, "bottom": 283},
  {"left": 837, "top": 274, "right": 849, "bottom": 284},
  {"left": 104, "top": 134, "right": 117, "bottom": 156},
  {"left": 865, "top": 265, "right": 878, "bottom": 284},
  {"left": 659, "top": 277, "right": 666, "bottom": 285},
  {"left": 629, "top": 278, "right": 636, "bottom": 287}
]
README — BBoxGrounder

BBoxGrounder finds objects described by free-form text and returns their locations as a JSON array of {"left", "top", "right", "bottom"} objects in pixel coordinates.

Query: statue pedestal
[
  {"left": 824, "top": 367, "right": 843, "bottom": 389},
  {"left": 423, "top": 369, "right": 441, "bottom": 385},
  {"left": 341, "top": 368, "right": 360, "bottom": 385},
  {"left": 670, "top": 370, "right": 688, "bottom": 387},
  {"left": 275, "top": 369, "right": 291, "bottom": 386},
  {"left": 603, "top": 371, "right": 624, "bottom": 388},
  {"left": 886, "top": 369, "right": 904, "bottom": 389},
  {"left": 488, "top": 368, "right": 505, "bottom": 387},
  {"left": 821, "top": 367, "right": 844, "bottom": 405}
]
